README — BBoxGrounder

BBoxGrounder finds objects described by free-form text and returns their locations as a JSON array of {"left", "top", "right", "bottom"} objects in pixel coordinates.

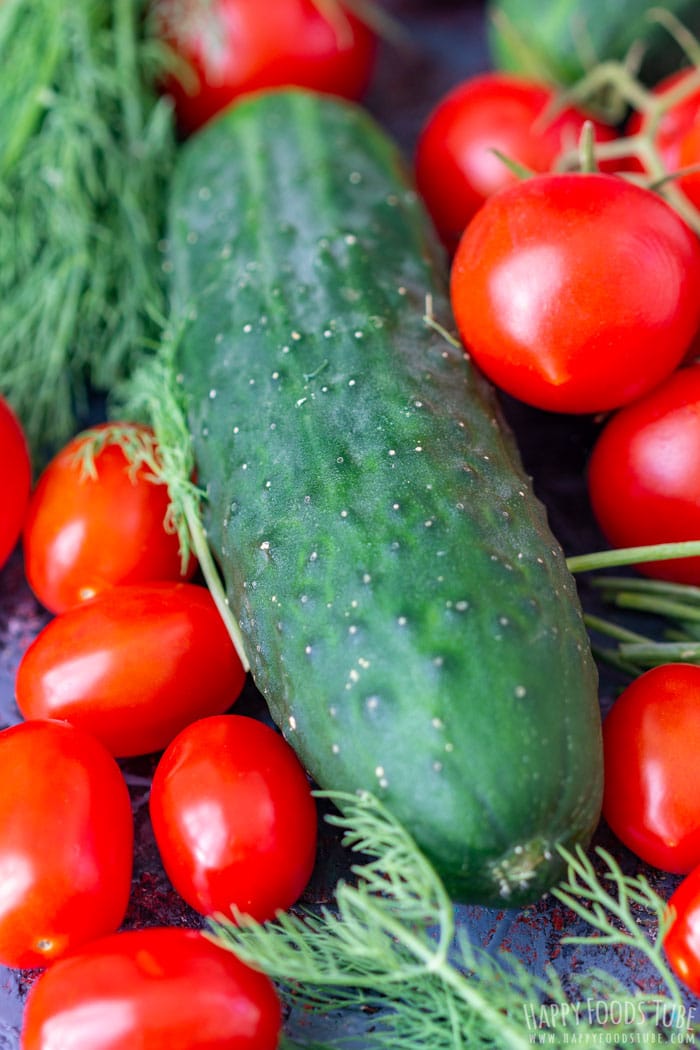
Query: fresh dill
[
  {"left": 207, "top": 790, "right": 694, "bottom": 1049},
  {"left": 0, "top": 0, "right": 176, "bottom": 458}
]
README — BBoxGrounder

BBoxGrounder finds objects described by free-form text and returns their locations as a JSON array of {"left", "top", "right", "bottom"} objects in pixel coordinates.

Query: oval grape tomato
[
  {"left": 602, "top": 664, "right": 700, "bottom": 874},
  {"left": 150, "top": 714, "right": 318, "bottom": 922},
  {"left": 20, "top": 926, "right": 282, "bottom": 1050},
  {"left": 663, "top": 863, "right": 700, "bottom": 997},
  {"left": 15, "top": 582, "right": 247, "bottom": 757},
  {"left": 588, "top": 363, "right": 700, "bottom": 585},
  {"left": 0, "top": 719, "right": 132, "bottom": 969},
  {"left": 22, "top": 422, "right": 195, "bottom": 615},
  {"left": 0, "top": 396, "right": 31, "bottom": 572}
]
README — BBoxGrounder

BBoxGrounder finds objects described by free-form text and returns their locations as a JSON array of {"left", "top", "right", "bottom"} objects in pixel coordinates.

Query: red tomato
[
  {"left": 0, "top": 396, "right": 31, "bottom": 572},
  {"left": 415, "top": 71, "right": 617, "bottom": 254},
  {"left": 627, "top": 68, "right": 700, "bottom": 211},
  {"left": 677, "top": 120, "right": 700, "bottom": 212},
  {"left": 150, "top": 714, "right": 318, "bottom": 921},
  {"left": 20, "top": 926, "right": 282, "bottom": 1050},
  {"left": 153, "top": 0, "right": 377, "bottom": 134},
  {"left": 450, "top": 172, "right": 700, "bottom": 414},
  {"left": 15, "top": 582, "right": 246, "bottom": 758},
  {"left": 0, "top": 719, "right": 132, "bottom": 969},
  {"left": 22, "top": 422, "right": 195, "bottom": 615},
  {"left": 602, "top": 664, "right": 700, "bottom": 874},
  {"left": 663, "top": 863, "right": 700, "bottom": 996},
  {"left": 587, "top": 363, "right": 700, "bottom": 585}
]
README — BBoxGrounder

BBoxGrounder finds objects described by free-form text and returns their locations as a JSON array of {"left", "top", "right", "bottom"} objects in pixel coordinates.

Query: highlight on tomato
[
  {"left": 449, "top": 172, "right": 700, "bottom": 414},
  {"left": 663, "top": 862, "right": 700, "bottom": 997},
  {"left": 15, "top": 582, "right": 247, "bottom": 758},
  {"left": 19, "top": 926, "right": 282, "bottom": 1050},
  {"left": 22, "top": 422, "right": 195, "bottom": 615},
  {"left": 0, "top": 719, "right": 133, "bottom": 970},
  {"left": 150, "top": 714, "right": 318, "bottom": 922},
  {"left": 152, "top": 0, "right": 378, "bottom": 134},
  {"left": 415, "top": 71, "right": 617, "bottom": 254},
  {"left": 0, "top": 395, "right": 31, "bottom": 573},
  {"left": 602, "top": 664, "right": 700, "bottom": 875},
  {"left": 587, "top": 363, "right": 700, "bottom": 585}
]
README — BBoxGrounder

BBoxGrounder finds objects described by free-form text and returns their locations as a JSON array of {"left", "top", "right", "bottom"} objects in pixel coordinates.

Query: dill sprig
[
  {"left": 0, "top": 0, "right": 176, "bottom": 458},
  {"left": 119, "top": 318, "right": 251, "bottom": 669},
  {"left": 208, "top": 791, "right": 694, "bottom": 1049}
]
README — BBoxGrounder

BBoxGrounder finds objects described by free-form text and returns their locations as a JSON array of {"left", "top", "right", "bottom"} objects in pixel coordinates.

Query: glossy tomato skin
[
  {"left": 22, "top": 422, "right": 195, "bottom": 615},
  {"left": 663, "top": 863, "right": 700, "bottom": 996},
  {"left": 20, "top": 926, "right": 282, "bottom": 1050},
  {"left": 0, "top": 396, "right": 31, "bottom": 572},
  {"left": 588, "top": 364, "right": 700, "bottom": 585},
  {"left": 602, "top": 664, "right": 700, "bottom": 874},
  {"left": 0, "top": 719, "right": 133, "bottom": 969},
  {"left": 150, "top": 714, "right": 318, "bottom": 921},
  {"left": 415, "top": 71, "right": 617, "bottom": 254},
  {"left": 450, "top": 172, "right": 700, "bottom": 414},
  {"left": 15, "top": 582, "right": 246, "bottom": 758},
  {"left": 154, "top": 0, "right": 377, "bottom": 134}
]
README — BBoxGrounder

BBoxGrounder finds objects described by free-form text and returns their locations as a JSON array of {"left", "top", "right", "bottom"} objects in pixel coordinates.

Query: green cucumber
[
  {"left": 167, "top": 88, "right": 602, "bottom": 907},
  {"left": 487, "top": 0, "right": 700, "bottom": 88}
]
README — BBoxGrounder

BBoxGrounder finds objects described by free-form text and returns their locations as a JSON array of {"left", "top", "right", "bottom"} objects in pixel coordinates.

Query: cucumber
[
  {"left": 167, "top": 88, "right": 602, "bottom": 907},
  {"left": 487, "top": 0, "right": 700, "bottom": 88}
]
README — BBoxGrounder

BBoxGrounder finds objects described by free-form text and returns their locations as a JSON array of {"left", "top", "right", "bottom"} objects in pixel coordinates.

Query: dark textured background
[{"left": 0, "top": 1, "right": 691, "bottom": 1045}]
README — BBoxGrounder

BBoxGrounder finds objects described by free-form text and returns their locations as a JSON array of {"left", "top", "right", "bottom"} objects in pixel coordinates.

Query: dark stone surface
[{"left": 0, "top": 1, "right": 692, "bottom": 1044}]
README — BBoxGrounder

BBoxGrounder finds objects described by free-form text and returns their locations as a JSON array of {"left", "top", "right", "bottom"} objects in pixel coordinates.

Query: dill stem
[
  {"left": 114, "top": 0, "right": 142, "bottom": 143},
  {"left": 181, "top": 499, "right": 251, "bottom": 673},
  {"left": 355, "top": 894, "right": 531, "bottom": 1049}
]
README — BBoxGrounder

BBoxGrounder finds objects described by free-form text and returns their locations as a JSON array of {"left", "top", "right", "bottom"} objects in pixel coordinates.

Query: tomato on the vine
[
  {"left": 20, "top": 926, "right": 282, "bottom": 1050},
  {"left": 153, "top": 0, "right": 378, "bottom": 135},
  {"left": 22, "top": 422, "right": 195, "bottom": 615},
  {"left": 587, "top": 363, "right": 700, "bottom": 585},
  {"left": 150, "top": 714, "right": 318, "bottom": 922},
  {"left": 602, "top": 664, "right": 700, "bottom": 874},
  {"left": 415, "top": 71, "right": 617, "bottom": 254},
  {"left": 663, "top": 862, "right": 700, "bottom": 997},
  {"left": 0, "top": 396, "right": 31, "bottom": 573},
  {"left": 626, "top": 68, "right": 700, "bottom": 211},
  {"left": 0, "top": 719, "right": 133, "bottom": 969},
  {"left": 15, "top": 582, "right": 247, "bottom": 758},
  {"left": 450, "top": 172, "right": 700, "bottom": 414}
]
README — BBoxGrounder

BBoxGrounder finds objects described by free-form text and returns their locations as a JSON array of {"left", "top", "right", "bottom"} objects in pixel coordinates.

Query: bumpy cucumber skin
[{"left": 169, "top": 89, "right": 602, "bottom": 907}]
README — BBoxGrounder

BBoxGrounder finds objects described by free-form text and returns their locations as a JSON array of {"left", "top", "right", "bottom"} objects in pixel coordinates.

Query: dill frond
[
  {"left": 0, "top": 0, "right": 176, "bottom": 458},
  {"left": 208, "top": 791, "right": 695, "bottom": 1048}
]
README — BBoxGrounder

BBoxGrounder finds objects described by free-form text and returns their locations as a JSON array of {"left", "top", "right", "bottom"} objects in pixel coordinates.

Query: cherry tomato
[
  {"left": 415, "top": 71, "right": 617, "bottom": 253},
  {"left": 450, "top": 172, "right": 700, "bottom": 414},
  {"left": 15, "top": 582, "right": 246, "bottom": 758},
  {"left": 626, "top": 68, "right": 700, "bottom": 211},
  {"left": 602, "top": 664, "right": 700, "bottom": 874},
  {"left": 22, "top": 422, "right": 195, "bottom": 615},
  {"left": 150, "top": 714, "right": 318, "bottom": 921},
  {"left": 0, "top": 396, "right": 31, "bottom": 572},
  {"left": 0, "top": 719, "right": 133, "bottom": 969},
  {"left": 20, "top": 926, "right": 282, "bottom": 1050},
  {"left": 587, "top": 363, "right": 700, "bottom": 585},
  {"left": 663, "top": 863, "right": 700, "bottom": 996},
  {"left": 153, "top": 0, "right": 378, "bottom": 135}
]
